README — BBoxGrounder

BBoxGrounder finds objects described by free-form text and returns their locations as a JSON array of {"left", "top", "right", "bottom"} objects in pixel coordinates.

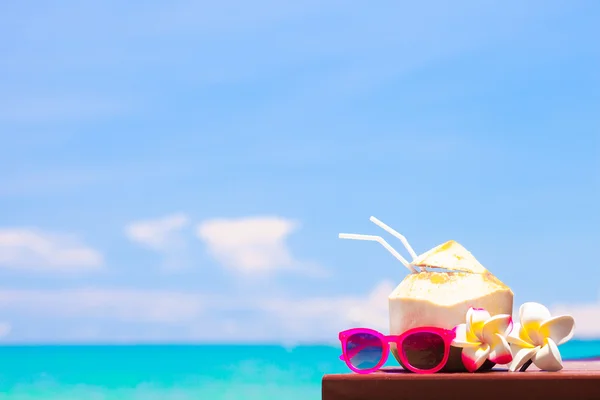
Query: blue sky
[{"left": 0, "top": 0, "right": 598, "bottom": 343}]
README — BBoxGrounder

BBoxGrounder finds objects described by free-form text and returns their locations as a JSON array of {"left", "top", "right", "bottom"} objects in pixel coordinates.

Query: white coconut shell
[{"left": 389, "top": 271, "right": 513, "bottom": 371}]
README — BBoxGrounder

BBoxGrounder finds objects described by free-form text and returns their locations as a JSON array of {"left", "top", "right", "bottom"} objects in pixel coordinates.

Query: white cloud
[
  {"left": 552, "top": 301, "right": 600, "bottom": 339},
  {"left": 197, "top": 216, "right": 324, "bottom": 275},
  {"left": 0, "top": 288, "right": 204, "bottom": 324},
  {"left": 125, "top": 213, "right": 189, "bottom": 251},
  {"left": 0, "top": 228, "right": 102, "bottom": 271},
  {"left": 257, "top": 280, "right": 393, "bottom": 343},
  {"left": 0, "top": 322, "right": 11, "bottom": 339},
  {"left": 125, "top": 213, "right": 189, "bottom": 269},
  {"left": 0, "top": 280, "right": 390, "bottom": 343}
]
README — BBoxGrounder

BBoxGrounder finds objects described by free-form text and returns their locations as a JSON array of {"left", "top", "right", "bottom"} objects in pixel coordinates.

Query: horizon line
[{"left": 0, "top": 338, "right": 599, "bottom": 347}]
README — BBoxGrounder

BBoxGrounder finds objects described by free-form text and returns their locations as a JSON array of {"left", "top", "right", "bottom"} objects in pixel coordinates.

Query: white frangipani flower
[
  {"left": 452, "top": 307, "right": 513, "bottom": 372},
  {"left": 507, "top": 302, "right": 575, "bottom": 372}
]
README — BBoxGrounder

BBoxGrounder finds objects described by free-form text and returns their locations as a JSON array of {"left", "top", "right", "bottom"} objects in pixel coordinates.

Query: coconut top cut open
[{"left": 410, "top": 240, "right": 488, "bottom": 274}]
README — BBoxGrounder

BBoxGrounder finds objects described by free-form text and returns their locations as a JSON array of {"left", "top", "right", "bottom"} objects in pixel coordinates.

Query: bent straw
[
  {"left": 338, "top": 233, "right": 418, "bottom": 273},
  {"left": 369, "top": 216, "right": 419, "bottom": 261}
]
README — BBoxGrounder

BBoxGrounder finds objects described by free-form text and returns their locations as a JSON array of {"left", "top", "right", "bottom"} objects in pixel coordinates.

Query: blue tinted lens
[{"left": 346, "top": 333, "right": 384, "bottom": 370}]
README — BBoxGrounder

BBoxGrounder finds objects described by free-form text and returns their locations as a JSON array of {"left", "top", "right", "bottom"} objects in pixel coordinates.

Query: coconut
[
  {"left": 339, "top": 217, "right": 514, "bottom": 372},
  {"left": 389, "top": 267, "right": 513, "bottom": 371}
]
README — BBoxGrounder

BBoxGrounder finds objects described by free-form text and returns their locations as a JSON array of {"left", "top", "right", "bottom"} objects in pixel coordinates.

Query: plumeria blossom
[
  {"left": 452, "top": 307, "right": 513, "bottom": 372},
  {"left": 507, "top": 302, "right": 575, "bottom": 372}
]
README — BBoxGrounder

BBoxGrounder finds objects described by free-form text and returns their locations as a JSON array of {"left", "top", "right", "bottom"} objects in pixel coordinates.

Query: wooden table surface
[{"left": 322, "top": 360, "right": 600, "bottom": 400}]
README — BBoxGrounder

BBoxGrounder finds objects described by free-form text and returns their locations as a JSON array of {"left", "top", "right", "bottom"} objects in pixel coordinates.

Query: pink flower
[{"left": 452, "top": 307, "right": 513, "bottom": 372}]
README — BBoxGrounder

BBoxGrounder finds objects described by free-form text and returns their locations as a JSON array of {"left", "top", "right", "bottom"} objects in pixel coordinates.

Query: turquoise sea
[{"left": 0, "top": 341, "right": 599, "bottom": 400}]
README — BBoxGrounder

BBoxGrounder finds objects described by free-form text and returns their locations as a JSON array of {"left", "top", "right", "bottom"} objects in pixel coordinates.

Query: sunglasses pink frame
[{"left": 338, "top": 327, "right": 456, "bottom": 374}]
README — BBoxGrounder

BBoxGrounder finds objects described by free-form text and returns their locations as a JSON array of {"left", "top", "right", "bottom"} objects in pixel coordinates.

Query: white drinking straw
[
  {"left": 338, "top": 233, "right": 418, "bottom": 273},
  {"left": 369, "top": 216, "right": 419, "bottom": 261}
]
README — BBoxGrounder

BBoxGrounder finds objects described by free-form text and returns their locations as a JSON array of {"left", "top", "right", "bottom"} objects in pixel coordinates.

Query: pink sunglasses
[{"left": 338, "top": 327, "right": 456, "bottom": 374}]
